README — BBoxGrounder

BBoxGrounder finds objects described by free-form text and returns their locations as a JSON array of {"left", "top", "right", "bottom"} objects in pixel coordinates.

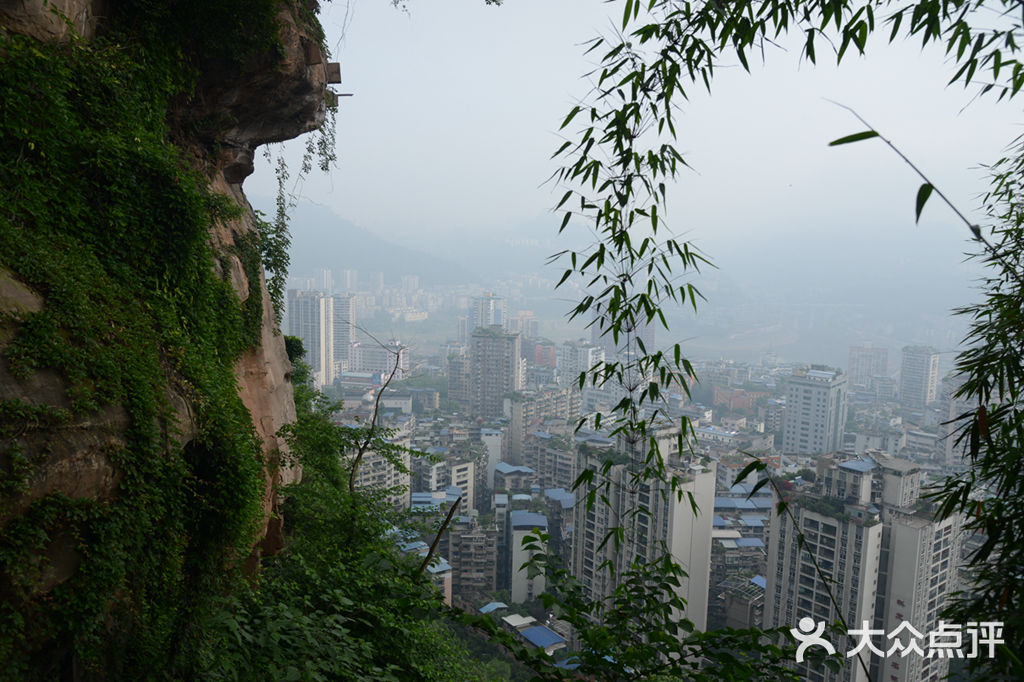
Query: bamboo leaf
[
  {"left": 915, "top": 182, "right": 933, "bottom": 223},
  {"left": 828, "top": 130, "right": 879, "bottom": 146}
]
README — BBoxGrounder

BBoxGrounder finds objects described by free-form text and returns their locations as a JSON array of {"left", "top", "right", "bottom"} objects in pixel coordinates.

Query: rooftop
[
  {"left": 502, "top": 614, "right": 536, "bottom": 630},
  {"left": 520, "top": 625, "right": 566, "bottom": 649},
  {"left": 838, "top": 458, "right": 877, "bottom": 473},
  {"left": 479, "top": 601, "right": 508, "bottom": 614},
  {"left": 510, "top": 510, "right": 548, "bottom": 531},
  {"left": 495, "top": 462, "right": 535, "bottom": 475}
]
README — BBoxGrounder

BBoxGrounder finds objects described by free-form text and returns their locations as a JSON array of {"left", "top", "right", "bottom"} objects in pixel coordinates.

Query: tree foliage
[{"left": 196, "top": 350, "right": 494, "bottom": 681}]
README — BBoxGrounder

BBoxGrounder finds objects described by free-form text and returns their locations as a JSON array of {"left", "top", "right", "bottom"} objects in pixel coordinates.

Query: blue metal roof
[
  {"left": 735, "top": 537, "right": 764, "bottom": 548},
  {"left": 520, "top": 625, "right": 565, "bottom": 649},
  {"left": 530, "top": 431, "right": 553, "bottom": 439},
  {"left": 510, "top": 510, "right": 547, "bottom": 530},
  {"left": 750, "top": 575, "right": 767, "bottom": 589},
  {"left": 495, "top": 462, "right": 534, "bottom": 475},
  {"left": 545, "top": 488, "right": 574, "bottom": 509},
  {"left": 479, "top": 601, "right": 508, "bottom": 614},
  {"left": 713, "top": 515, "right": 730, "bottom": 527},
  {"left": 716, "top": 497, "right": 770, "bottom": 510},
  {"left": 839, "top": 458, "right": 877, "bottom": 473},
  {"left": 740, "top": 515, "right": 766, "bottom": 527}
]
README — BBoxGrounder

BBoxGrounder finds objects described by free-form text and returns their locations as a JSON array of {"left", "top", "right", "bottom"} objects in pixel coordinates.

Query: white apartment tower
[
  {"left": 571, "top": 423, "right": 716, "bottom": 630},
  {"left": 469, "top": 293, "right": 506, "bottom": 331},
  {"left": 332, "top": 293, "right": 355, "bottom": 373},
  {"left": 870, "top": 452, "right": 961, "bottom": 682},
  {"left": 766, "top": 458, "right": 884, "bottom": 682},
  {"left": 782, "top": 366, "right": 849, "bottom": 455},
  {"left": 848, "top": 345, "right": 888, "bottom": 390},
  {"left": 899, "top": 346, "right": 940, "bottom": 409},
  {"left": 767, "top": 453, "right": 963, "bottom": 682},
  {"left": 287, "top": 289, "right": 335, "bottom": 387},
  {"left": 557, "top": 341, "right": 605, "bottom": 387}
]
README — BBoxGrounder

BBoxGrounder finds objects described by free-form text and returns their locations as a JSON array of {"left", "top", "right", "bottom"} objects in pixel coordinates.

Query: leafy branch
[{"left": 826, "top": 100, "right": 1024, "bottom": 292}]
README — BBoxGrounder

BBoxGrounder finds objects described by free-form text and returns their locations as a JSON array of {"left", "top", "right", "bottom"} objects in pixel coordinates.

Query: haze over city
[{"left": 247, "top": 0, "right": 1021, "bottom": 370}]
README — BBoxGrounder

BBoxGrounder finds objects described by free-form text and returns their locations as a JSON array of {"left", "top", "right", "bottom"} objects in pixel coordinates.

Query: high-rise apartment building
[
  {"left": 338, "top": 268, "right": 358, "bottom": 292},
  {"left": 332, "top": 293, "right": 355, "bottom": 373},
  {"left": 448, "top": 352, "right": 471, "bottom": 410},
  {"left": 766, "top": 452, "right": 962, "bottom": 682},
  {"left": 848, "top": 345, "right": 888, "bottom": 390},
  {"left": 899, "top": 346, "right": 940, "bottom": 409},
  {"left": 557, "top": 341, "right": 605, "bottom": 387},
  {"left": 938, "top": 374, "right": 971, "bottom": 467},
  {"left": 571, "top": 423, "right": 716, "bottom": 630},
  {"left": 509, "top": 510, "right": 547, "bottom": 603},
  {"left": 469, "top": 326, "right": 522, "bottom": 419},
  {"left": 782, "top": 366, "right": 848, "bottom": 455},
  {"left": 469, "top": 293, "right": 506, "bottom": 331},
  {"left": 766, "top": 465, "right": 882, "bottom": 682},
  {"left": 287, "top": 289, "right": 335, "bottom": 387},
  {"left": 350, "top": 338, "right": 408, "bottom": 380}
]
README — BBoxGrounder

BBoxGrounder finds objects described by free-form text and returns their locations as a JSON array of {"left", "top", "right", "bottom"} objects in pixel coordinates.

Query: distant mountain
[{"left": 263, "top": 200, "right": 480, "bottom": 285}]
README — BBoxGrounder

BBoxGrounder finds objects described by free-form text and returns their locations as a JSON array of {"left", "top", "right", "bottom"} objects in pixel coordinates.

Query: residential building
[
  {"left": 350, "top": 338, "right": 408, "bottom": 380},
  {"left": 765, "top": 463, "right": 883, "bottom": 682},
  {"left": 509, "top": 510, "right": 547, "bottom": 603},
  {"left": 470, "top": 326, "right": 523, "bottom": 419},
  {"left": 287, "top": 289, "right": 334, "bottom": 387},
  {"left": 571, "top": 423, "right": 716, "bottom": 630},
  {"left": 848, "top": 345, "right": 888, "bottom": 390},
  {"left": 782, "top": 366, "right": 848, "bottom": 455},
  {"left": 557, "top": 341, "right": 604, "bottom": 387},
  {"left": 899, "top": 346, "right": 940, "bottom": 409},
  {"left": 332, "top": 293, "right": 355, "bottom": 372},
  {"left": 469, "top": 293, "right": 506, "bottom": 330},
  {"left": 766, "top": 452, "right": 963, "bottom": 682}
]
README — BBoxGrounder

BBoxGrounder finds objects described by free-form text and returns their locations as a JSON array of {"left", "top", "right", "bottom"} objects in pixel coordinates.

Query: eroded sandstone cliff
[{"left": 0, "top": 0, "right": 334, "bottom": 675}]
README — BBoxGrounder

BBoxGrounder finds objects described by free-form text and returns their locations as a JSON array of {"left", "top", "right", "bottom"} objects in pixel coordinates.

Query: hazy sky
[{"left": 246, "top": 0, "right": 1024, "bottom": 362}]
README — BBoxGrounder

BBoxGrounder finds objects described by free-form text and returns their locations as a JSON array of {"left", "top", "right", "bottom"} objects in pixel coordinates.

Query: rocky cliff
[{"left": 0, "top": 0, "right": 333, "bottom": 676}]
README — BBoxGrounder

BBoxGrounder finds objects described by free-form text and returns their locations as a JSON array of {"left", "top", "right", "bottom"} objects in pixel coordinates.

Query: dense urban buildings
[
  {"left": 765, "top": 451, "right": 963, "bottom": 682},
  {"left": 282, "top": 268, "right": 974, "bottom": 674}
]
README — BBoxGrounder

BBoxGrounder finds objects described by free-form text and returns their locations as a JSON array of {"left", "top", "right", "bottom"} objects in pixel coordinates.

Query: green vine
[{"left": 0, "top": 5, "right": 301, "bottom": 673}]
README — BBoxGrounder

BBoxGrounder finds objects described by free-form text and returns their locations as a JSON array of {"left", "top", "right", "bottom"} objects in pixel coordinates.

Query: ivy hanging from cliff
[{"left": 0, "top": 28, "right": 270, "bottom": 680}]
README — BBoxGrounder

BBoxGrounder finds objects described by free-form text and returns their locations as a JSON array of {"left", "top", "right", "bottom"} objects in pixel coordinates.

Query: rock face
[
  {"left": 0, "top": 0, "right": 329, "bottom": 587},
  {"left": 0, "top": 0, "right": 107, "bottom": 41}
]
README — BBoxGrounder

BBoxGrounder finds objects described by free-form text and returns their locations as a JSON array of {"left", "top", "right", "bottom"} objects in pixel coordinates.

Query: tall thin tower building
[
  {"left": 765, "top": 458, "right": 883, "bottom": 682},
  {"left": 469, "top": 326, "right": 522, "bottom": 419},
  {"left": 899, "top": 346, "right": 940, "bottom": 409},
  {"left": 848, "top": 345, "right": 888, "bottom": 390},
  {"left": 782, "top": 366, "right": 848, "bottom": 455},
  {"left": 469, "top": 293, "right": 506, "bottom": 331},
  {"left": 287, "top": 290, "right": 334, "bottom": 387},
  {"left": 571, "top": 423, "right": 716, "bottom": 630},
  {"left": 332, "top": 294, "right": 355, "bottom": 373}
]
